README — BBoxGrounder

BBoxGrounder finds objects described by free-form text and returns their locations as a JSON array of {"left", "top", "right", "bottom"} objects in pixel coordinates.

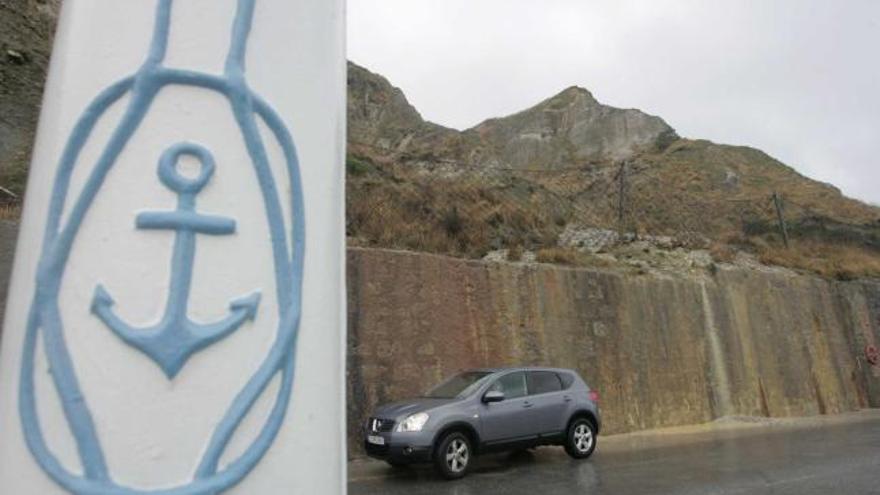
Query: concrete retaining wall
[{"left": 347, "top": 248, "right": 880, "bottom": 457}]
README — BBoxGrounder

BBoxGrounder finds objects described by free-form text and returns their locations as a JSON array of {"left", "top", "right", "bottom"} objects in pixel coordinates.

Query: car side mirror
[{"left": 483, "top": 390, "right": 505, "bottom": 403}]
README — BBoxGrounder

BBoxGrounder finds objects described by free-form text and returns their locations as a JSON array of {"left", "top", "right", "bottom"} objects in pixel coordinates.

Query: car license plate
[{"left": 367, "top": 435, "right": 385, "bottom": 446}]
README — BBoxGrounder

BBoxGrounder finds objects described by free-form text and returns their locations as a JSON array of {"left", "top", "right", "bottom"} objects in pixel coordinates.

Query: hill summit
[{"left": 348, "top": 63, "right": 677, "bottom": 168}]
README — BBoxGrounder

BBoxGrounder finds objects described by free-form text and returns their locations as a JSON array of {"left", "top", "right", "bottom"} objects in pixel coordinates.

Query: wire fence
[
  {"left": 345, "top": 144, "right": 880, "bottom": 262},
  {"left": 347, "top": 151, "right": 781, "bottom": 259}
]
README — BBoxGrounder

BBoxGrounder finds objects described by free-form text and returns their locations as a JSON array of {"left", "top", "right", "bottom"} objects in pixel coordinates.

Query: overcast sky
[{"left": 348, "top": 0, "right": 880, "bottom": 205}]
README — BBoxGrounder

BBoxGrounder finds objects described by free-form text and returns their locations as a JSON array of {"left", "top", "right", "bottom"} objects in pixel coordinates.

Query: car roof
[{"left": 469, "top": 366, "right": 576, "bottom": 374}]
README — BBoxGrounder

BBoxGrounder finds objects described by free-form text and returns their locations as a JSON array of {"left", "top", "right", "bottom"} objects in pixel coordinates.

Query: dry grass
[
  {"left": 757, "top": 241, "right": 880, "bottom": 280},
  {"left": 713, "top": 229, "right": 880, "bottom": 280},
  {"left": 507, "top": 245, "right": 523, "bottom": 262},
  {"left": 535, "top": 247, "right": 612, "bottom": 268},
  {"left": 708, "top": 242, "right": 737, "bottom": 263},
  {"left": 535, "top": 247, "right": 580, "bottom": 265},
  {"left": 346, "top": 155, "right": 565, "bottom": 258},
  {"left": 0, "top": 204, "right": 22, "bottom": 221},
  {"left": 631, "top": 140, "right": 880, "bottom": 238}
]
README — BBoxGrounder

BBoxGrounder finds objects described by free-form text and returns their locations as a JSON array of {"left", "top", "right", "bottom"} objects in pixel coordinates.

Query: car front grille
[{"left": 368, "top": 417, "right": 395, "bottom": 433}]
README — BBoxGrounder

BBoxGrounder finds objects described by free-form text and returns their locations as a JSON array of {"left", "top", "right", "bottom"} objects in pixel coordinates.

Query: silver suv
[{"left": 363, "top": 367, "right": 601, "bottom": 479}]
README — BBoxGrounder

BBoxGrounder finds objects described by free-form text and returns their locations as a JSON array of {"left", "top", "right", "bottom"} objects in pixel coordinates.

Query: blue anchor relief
[
  {"left": 91, "top": 143, "right": 262, "bottom": 379},
  {"left": 19, "top": 0, "right": 306, "bottom": 494}
]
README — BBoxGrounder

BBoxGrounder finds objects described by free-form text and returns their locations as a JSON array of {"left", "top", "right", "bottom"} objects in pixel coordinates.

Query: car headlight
[{"left": 396, "top": 412, "right": 430, "bottom": 432}]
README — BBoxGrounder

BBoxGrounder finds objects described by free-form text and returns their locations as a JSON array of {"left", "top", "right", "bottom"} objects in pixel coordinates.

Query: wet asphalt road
[{"left": 348, "top": 412, "right": 880, "bottom": 495}]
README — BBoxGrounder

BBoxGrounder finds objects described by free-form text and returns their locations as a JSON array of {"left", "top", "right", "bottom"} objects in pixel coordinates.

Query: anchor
[{"left": 91, "top": 143, "right": 261, "bottom": 379}]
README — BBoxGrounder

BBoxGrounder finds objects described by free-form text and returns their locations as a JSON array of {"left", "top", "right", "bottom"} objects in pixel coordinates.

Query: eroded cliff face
[
  {"left": 347, "top": 247, "right": 880, "bottom": 456},
  {"left": 471, "top": 86, "right": 677, "bottom": 168},
  {"left": 346, "top": 61, "right": 676, "bottom": 169},
  {"left": 347, "top": 62, "right": 445, "bottom": 152},
  {"left": 0, "top": 0, "right": 60, "bottom": 197}
]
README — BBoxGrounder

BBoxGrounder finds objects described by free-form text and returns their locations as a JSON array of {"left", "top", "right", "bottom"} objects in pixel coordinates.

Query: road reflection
[{"left": 350, "top": 414, "right": 880, "bottom": 495}]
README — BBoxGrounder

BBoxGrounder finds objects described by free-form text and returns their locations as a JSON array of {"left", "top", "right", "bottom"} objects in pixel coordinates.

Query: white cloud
[{"left": 349, "top": 0, "right": 880, "bottom": 205}]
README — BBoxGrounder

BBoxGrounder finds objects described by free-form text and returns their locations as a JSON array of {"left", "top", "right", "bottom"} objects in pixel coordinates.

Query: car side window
[
  {"left": 527, "top": 371, "right": 563, "bottom": 395},
  {"left": 558, "top": 372, "right": 575, "bottom": 389},
  {"left": 488, "top": 371, "right": 527, "bottom": 399}
]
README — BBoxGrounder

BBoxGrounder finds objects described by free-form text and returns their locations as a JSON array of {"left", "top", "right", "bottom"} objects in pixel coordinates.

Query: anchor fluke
[
  {"left": 90, "top": 284, "right": 138, "bottom": 342},
  {"left": 230, "top": 292, "right": 261, "bottom": 321},
  {"left": 91, "top": 284, "right": 115, "bottom": 311},
  {"left": 90, "top": 284, "right": 262, "bottom": 379}
]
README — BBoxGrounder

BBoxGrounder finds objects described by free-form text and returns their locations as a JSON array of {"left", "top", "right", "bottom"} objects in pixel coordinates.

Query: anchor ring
[{"left": 158, "top": 142, "right": 216, "bottom": 194}]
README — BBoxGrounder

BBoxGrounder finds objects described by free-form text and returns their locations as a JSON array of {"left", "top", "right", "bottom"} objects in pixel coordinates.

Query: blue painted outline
[{"left": 18, "top": 0, "right": 306, "bottom": 493}]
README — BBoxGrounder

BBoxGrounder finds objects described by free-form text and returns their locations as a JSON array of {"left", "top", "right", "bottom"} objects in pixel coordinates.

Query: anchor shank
[{"left": 164, "top": 225, "right": 197, "bottom": 325}]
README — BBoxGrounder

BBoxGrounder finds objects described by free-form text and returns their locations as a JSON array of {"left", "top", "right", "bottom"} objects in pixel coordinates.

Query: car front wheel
[
  {"left": 564, "top": 418, "right": 597, "bottom": 459},
  {"left": 433, "top": 431, "right": 472, "bottom": 479}
]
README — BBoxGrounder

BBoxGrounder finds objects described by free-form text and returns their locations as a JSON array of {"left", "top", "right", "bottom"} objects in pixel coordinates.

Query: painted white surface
[{"left": 0, "top": 0, "right": 346, "bottom": 493}]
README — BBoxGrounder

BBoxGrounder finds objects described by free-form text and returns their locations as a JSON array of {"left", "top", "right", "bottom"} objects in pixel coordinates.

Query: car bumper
[
  {"left": 364, "top": 440, "right": 433, "bottom": 463},
  {"left": 363, "top": 428, "right": 435, "bottom": 464}
]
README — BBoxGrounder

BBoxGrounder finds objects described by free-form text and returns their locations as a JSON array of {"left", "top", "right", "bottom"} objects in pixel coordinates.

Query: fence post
[
  {"left": 772, "top": 191, "right": 790, "bottom": 248},
  {"left": 617, "top": 160, "right": 628, "bottom": 235}
]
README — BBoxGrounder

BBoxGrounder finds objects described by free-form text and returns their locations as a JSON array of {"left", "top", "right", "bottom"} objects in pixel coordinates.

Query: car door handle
[
  {"left": 522, "top": 401, "right": 533, "bottom": 408},
  {"left": 563, "top": 395, "right": 572, "bottom": 402}
]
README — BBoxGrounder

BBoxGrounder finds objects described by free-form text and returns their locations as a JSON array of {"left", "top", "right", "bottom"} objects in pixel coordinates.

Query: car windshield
[{"left": 424, "top": 371, "right": 493, "bottom": 399}]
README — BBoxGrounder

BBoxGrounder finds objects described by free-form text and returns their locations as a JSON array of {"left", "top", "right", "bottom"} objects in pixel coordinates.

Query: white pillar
[{"left": 0, "top": 0, "right": 346, "bottom": 493}]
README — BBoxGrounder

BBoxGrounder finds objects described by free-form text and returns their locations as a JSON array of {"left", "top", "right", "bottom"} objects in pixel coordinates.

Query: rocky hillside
[
  {"left": 347, "top": 62, "right": 876, "bottom": 228},
  {"left": 0, "top": 0, "right": 59, "bottom": 204},
  {"left": 346, "top": 62, "right": 880, "bottom": 279}
]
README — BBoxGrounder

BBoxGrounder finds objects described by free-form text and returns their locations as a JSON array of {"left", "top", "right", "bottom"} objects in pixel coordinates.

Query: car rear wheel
[
  {"left": 564, "top": 418, "right": 597, "bottom": 459},
  {"left": 433, "top": 431, "right": 472, "bottom": 480}
]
